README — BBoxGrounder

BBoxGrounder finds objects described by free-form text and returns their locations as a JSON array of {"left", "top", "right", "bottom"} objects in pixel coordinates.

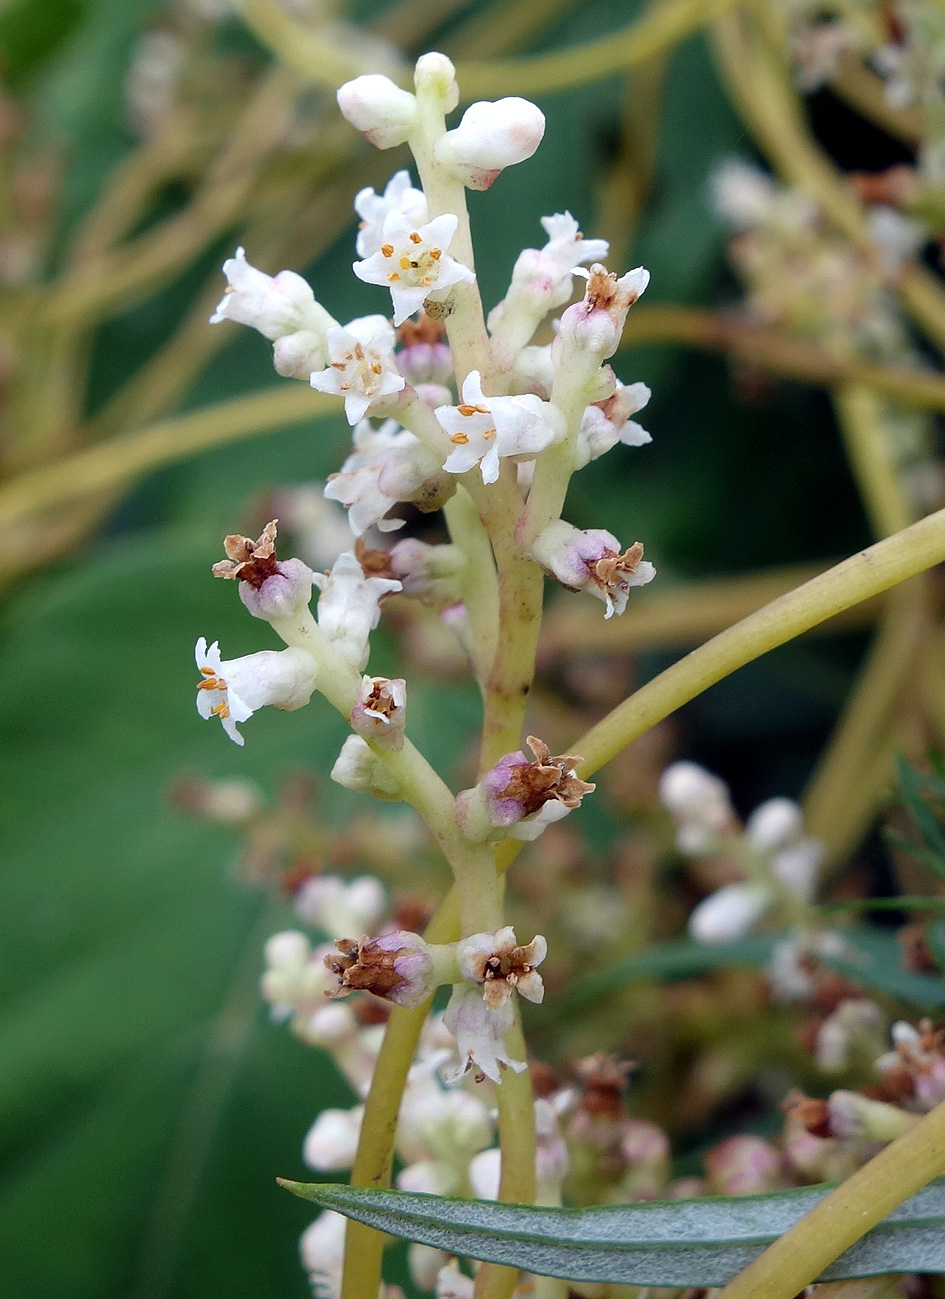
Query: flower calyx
[
  {"left": 325, "top": 931, "right": 450, "bottom": 1009},
  {"left": 529, "top": 521, "right": 655, "bottom": 619},
  {"left": 212, "top": 519, "right": 314, "bottom": 622},
  {"left": 459, "top": 925, "right": 547, "bottom": 1010},
  {"left": 351, "top": 675, "right": 407, "bottom": 750}
]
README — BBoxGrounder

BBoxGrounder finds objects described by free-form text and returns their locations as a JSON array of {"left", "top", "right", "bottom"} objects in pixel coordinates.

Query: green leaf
[
  {"left": 278, "top": 1178, "right": 945, "bottom": 1286},
  {"left": 893, "top": 756, "right": 945, "bottom": 880}
]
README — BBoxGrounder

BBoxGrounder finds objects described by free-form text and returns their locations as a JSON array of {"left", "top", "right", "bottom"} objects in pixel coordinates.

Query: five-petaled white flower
[
  {"left": 354, "top": 170, "right": 428, "bottom": 258},
  {"left": 354, "top": 211, "right": 475, "bottom": 327},
  {"left": 309, "top": 315, "right": 405, "bottom": 425},
  {"left": 437, "top": 370, "right": 563, "bottom": 484},
  {"left": 324, "top": 418, "right": 441, "bottom": 536},
  {"left": 209, "top": 247, "right": 327, "bottom": 340},
  {"left": 443, "top": 985, "right": 525, "bottom": 1084},
  {"left": 194, "top": 638, "right": 317, "bottom": 746},
  {"left": 314, "top": 551, "right": 402, "bottom": 670}
]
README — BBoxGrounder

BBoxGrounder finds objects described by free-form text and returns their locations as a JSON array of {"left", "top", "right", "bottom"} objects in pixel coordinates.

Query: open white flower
[
  {"left": 209, "top": 246, "right": 331, "bottom": 341},
  {"left": 314, "top": 551, "right": 401, "bottom": 670},
  {"left": 324, "top": 418, "right": 442, "bottom": 535},
  {"left": 575, "top": 380, "right": 652, "bottom": 468},
  {"left": 443, "top": 984, "right": 525, "bottom": 1084},
  {"left": 194, "top": 638, "right": 317, "bottom": 746},
  {"left": 354, "top": 170, "right": 428, "bottom": 257},
  {"left": 309, "top": 315, "right": 405, "bottom": 425},
  {"left": 354, "top": 211, "right": 475, "bottom": 327},
  {"left": 437, "top": 369, "right": 563, "bottom": 484}
]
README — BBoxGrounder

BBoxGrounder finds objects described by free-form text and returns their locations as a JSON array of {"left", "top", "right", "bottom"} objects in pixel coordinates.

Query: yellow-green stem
[
  {"left": 833, "top": 383, "right": 913, "bottom": 538},
  {"left": 571, "top": 506, "right": 945, "bottom": 778},
  {"left": 714, "top": 1093, "right": 945, "bottom": 1299},
  {"left": 443, "top": 487, "right": 500, "bottom": 688}
]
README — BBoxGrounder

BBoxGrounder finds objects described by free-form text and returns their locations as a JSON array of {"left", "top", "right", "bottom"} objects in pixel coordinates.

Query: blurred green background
[{"left": 0, "top": 0, "right": 888, "bottom": 1294}]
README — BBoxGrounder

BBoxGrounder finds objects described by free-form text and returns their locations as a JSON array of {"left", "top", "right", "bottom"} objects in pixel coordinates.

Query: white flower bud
[
  {"left": 745, "top": 797, "right": 804, "bottom": 849},
  {"left": 331, "top": 735, "right": 401, "bottom": 800},
  {"left": 434, "top": 98, "right": 545, "bottom": 189},
  {"left": 273, "top": 329, "right": 327, "bottom": 379},
  {"left": 658, "top": 761, "right": 734, "bottom": 845},
  {"left": 413, "top": 53, "right": 458, "bottom": 111},
  {"left": 688, "top": 882, "right": 772, "bottom": 944},
  {"left": 397, "top": 1158, "right": 458, "bottom": 1196},
  {"left": 300, "top": 1211, "right": 346, "bottom": 1298},
  {"left": 468, "top": 1147, "right": 501, "bottom": 1200},
  {"left": 303, "top": 1106, "right": 364, "bottom": 1171},
  {"left": 336, "top": 74, "right": 417, "bottom": 148}
]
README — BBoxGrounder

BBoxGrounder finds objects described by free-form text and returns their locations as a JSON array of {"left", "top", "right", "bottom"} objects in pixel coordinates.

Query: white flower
[
  {"left": 303, "top": 1105, "right": 364, "bottom": 1171},
  {"left": 711, "top": 161, "right": 777, "bottom": 232},
  {"left": 506, "top": 212, "right": 609, "bottom": 312},
  {"left": 353, "top": 212, "right": 475, "bottom": 327},
  {"left": 336, "top": 73, "right": 417, "bottom": 148},
  {"left": 194, "top": 638, "right": 317, "bottom": 746},
  {"left": 396, "top": 1075, "right": 493, "bottom": 1167},
  {"left": 443, "top": 984, "right": 525, "bottom": 1084},
  {"left": 410, "top": 1244, "right": 451, "bottom": 1292},
  {"left": 396, "top": 1159, "right": 458, "bottom": 1196},
  {"left": 575, "top": 381, "right": 652, "bottom": 467},
  {"left": 355, "top": 170, "right": 428, "bottom": 257},
  {"left": 314, "top": 550, "right": 401, "bottom": 670},
  {"left": 468, "top": 1146, "right": 501, "bottom": 1199},
  {"left": 260, "top": 931, "right": 336, "bottom": 1019},
  {"left": 293, "top": 874, "right": 387, "bottom": 938},
  {"left": 324, "top": 418, "right": 442, "bottom": 536},
  {"left": 436, "top": 1259, "right": 475, "bottom": 1299},
  {"left": 437, "top": 370, "right": 563, "bottom": 484},
  {"left": 434, "top": 97, "right": 545, "bottom": 189},
  {"left": 309, "top": 315, "right": 405, "bottom": 425},
  {"left": 300, "top": 1211, "right": 347, "bottom": 1299},
  {"left": 209, "top": 247, "right": 330, "bottom": 341}
]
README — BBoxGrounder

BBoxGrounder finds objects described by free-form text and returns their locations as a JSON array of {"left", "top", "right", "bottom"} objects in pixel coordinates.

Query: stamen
[
  {"left": 430, "top": 248, "right": 442, "bottom": 261},
  {"left": 199, "top": 666, "right": 216, "bottom": 676},
  {"left": 450, "top": 432, "right": 470, "bottom": 445},
  {"left": 458, "top": 403, "right": 489, "bottom": 416},
  {"left": 381, "top": 244, "right": 394, "bottom": 257},
  {"left": 409, "top": 232, "right": 422, "bottom": 245},
  {"left": 210, "top": 702, "right": 230, "bottom": 719}
]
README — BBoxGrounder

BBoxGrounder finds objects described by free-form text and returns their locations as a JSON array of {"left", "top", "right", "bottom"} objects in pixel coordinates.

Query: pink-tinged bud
[
  {"left": 826, "top": 1090, "right": 916, "bottom": 1143},
  {"left": 273, "top": 329, "right": 327, "bottom": 379},
  {"left": 325, "top": 930, "right": 451, "bottom": 1008},
  {"left": 331, "top": 735, "right": 401, "bottom": 800},
  {"left": 529, "top": 520, "right": 655, "bottom": 619},
  {"left": 704, "top": 1135, "right": 783, "bottom": 1196},
  {"left": 620, "top": 1118, "right": 671, "bottom": 1169},
  {"left": 435, "top": 98, "right": 545, "bottom": 189},
  {"left": 336, "top": 74, "right": 417, "bottom": 148},
  {"left": 351, "top": 675, "right": 407, "bottom": 751},
  {"left": 388, "top": 538, "right": 465, "bottom": 608},
  {"left": 456, "top": 735, "right": 595, "bottom": 843},
  {"left": 212, "top": 521, "right": 314, "bottom": 622},
  {"left": 413, "top": 52, "right": 458, "bottom": 111},
  {"left": 669, "top": 1176, "right": 707, "bottom": 1199}
]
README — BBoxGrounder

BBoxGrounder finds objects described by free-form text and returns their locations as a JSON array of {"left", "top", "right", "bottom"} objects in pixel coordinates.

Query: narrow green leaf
[
  {"left": 882, "top": 829, "right": 945, "bottom": 880},
  {"left": 820, "top": 896, "right": 945, "bottom": 916},
  {"left": 278, "top": 1179, "right": 945, "bottom": 1286},
  {"left": 824, "top": 927, "right": 945, "bottom": 1007},
  {"left": 894, "top": 756, "right": 945, "bottom": 879}
]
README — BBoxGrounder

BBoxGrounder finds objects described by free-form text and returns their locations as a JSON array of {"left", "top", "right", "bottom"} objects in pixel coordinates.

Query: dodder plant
[{"left": 196, "top": 48, "right": 945, "bottom": 1299}]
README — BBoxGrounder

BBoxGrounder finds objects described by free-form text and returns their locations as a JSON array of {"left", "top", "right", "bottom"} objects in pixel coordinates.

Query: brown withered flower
[{"left": 212, "top": 519, "right": 279, "bottom": 587}]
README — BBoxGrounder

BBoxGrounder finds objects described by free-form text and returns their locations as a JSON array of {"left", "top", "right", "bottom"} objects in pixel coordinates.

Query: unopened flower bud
[
  {"left": 273, "top": 329, "right": 327, "bottom": 379},
  {"left": 826, "top": 1090, "right": 916, "bottom": 1143},
  {"left": 212, "top": 521, "right": 314, "bottom": 622},
  {"left": 436, "top": 1258, "right": 475, "bottom": 1299},
  {"left": 413, "top": 52, "right": 458, "bottom": 111},
  {"left": 303, "top": 1105, "right": 364, "bottom": 1170},
  {"left": 816, "top": 998, "right": 887, "bottom": 1074},
  {"left": 456, "top": 735, "right": 594, "bottom": 842},
  {"left": 468, "top": 1146, "right": 501, "bottom": 1199},
  {"left": 689, "top": 882, "right": 772, "bottom": 944},
  {"left": 388, "top": 538, "right": 465, "bottom": 607},
  {"left": 331, "top": 735, "right": 401, "bottom": 800},
  {"left": 704, "top": 1135, "right": 782, "bottom": 1196},
  {"left": 409, "top": 1244, "right": 451, "bottom": 1292},
  {"left": 337, "top": 74, "right": 417, "bottom": 148},
  {"left": 397, "top": 1159, "right": 458, "bottom": 1196},
  {"left": 351, "top": 675, "right": 407, "bottom": 750},
  {"left": 658, "top": 761, "right": 735, "bottom": 850},
  {"left": 529, "top": 520, "right": 655, "bottom": 619},
  {"left": 326, "top": 930, "right": 452, "bottom": 1008},
  {"left": 435, "top": 98, "right": 545, "bottom": 189},
  {"left": 745, "top": 797, "right": 804, "bottom": 849}
]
